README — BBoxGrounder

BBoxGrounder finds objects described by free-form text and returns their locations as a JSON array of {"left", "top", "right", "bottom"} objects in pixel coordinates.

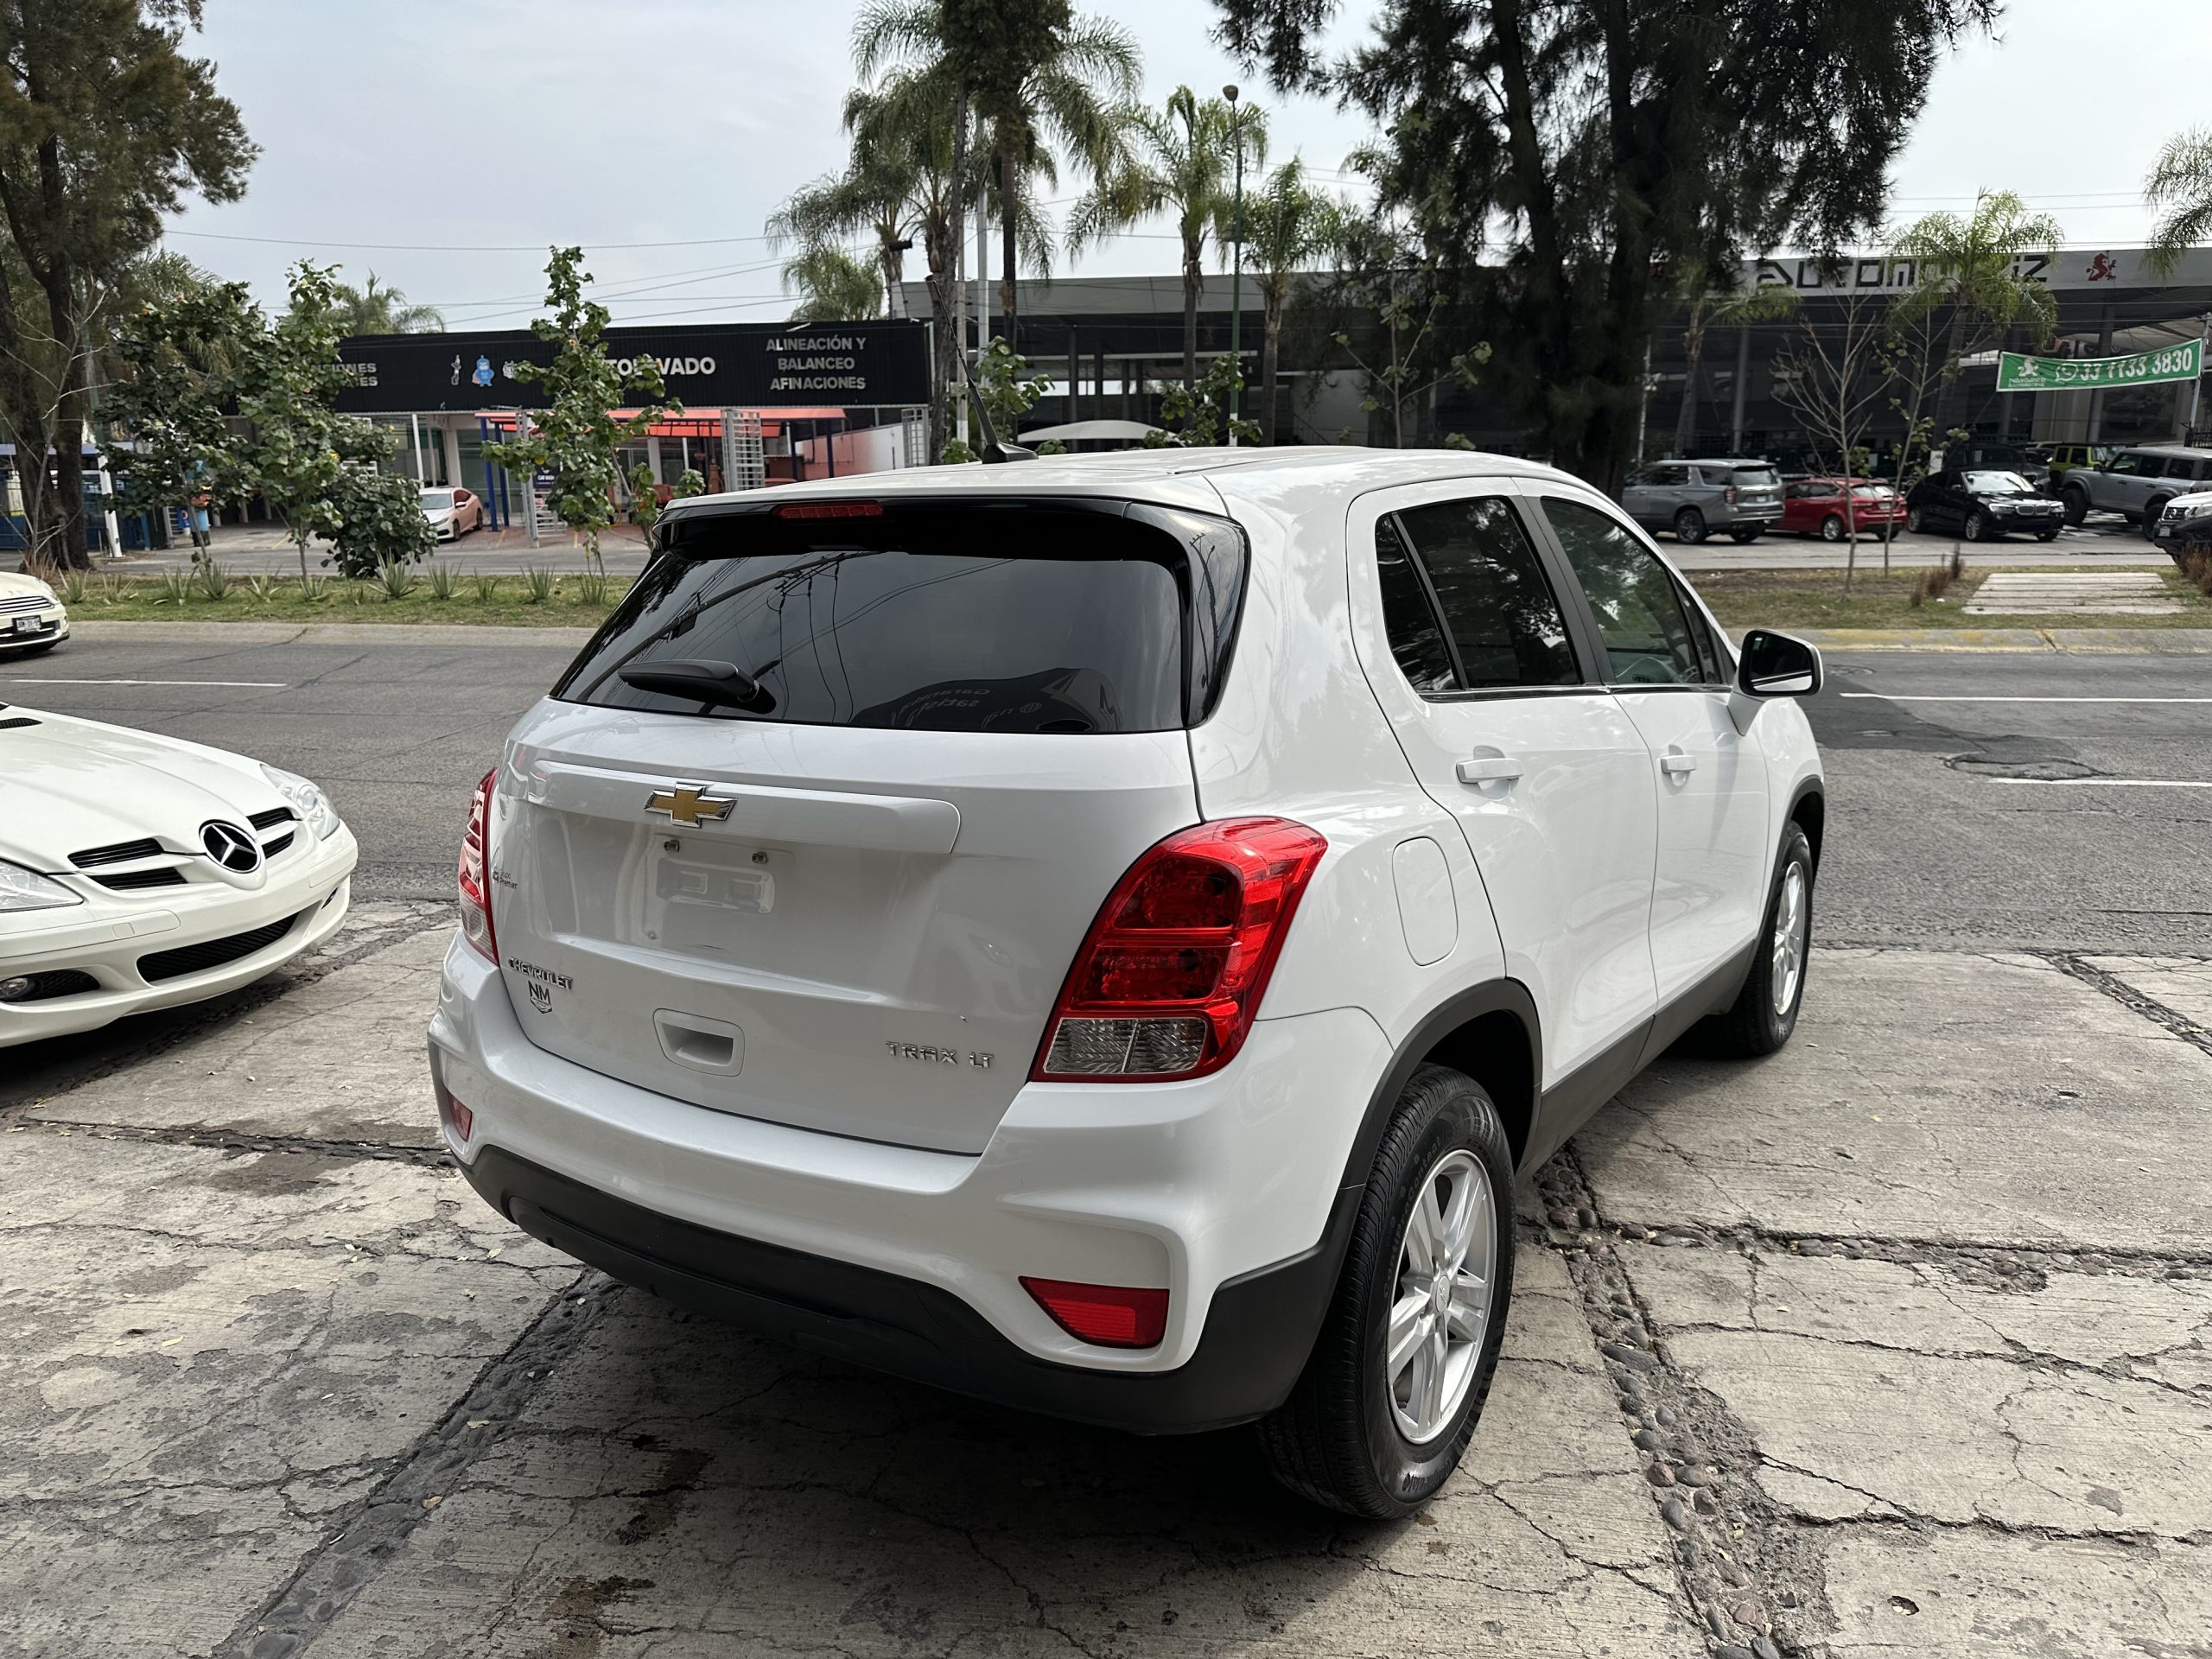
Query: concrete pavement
[{"left": 3, "top": 632, "right": 2208, "bottom": 1657}]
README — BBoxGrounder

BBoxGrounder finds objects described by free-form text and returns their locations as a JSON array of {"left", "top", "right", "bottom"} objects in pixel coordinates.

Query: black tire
[
  {"left": 2061, "top": 486, "right": 2089, "bottom": 527},
  {"left": 1729, "top": 526, "right": 1762, "bottom": 543},
  {"left": 1674, "top": 507, "right": 1707, "bottom": 545},
  {"left": 1820, "top": 514, "right": 1847, "bottom": 543},
  {"left": 1700, "top": 823, "right": 1815, "bottom": 1058},
  {"left": 1905, "top": 504, "right": 1926, "bottom": 534},
  {"left": 1965, "top": 510, "right": 1992, "bottom": 543},
  {"left": 1258, "top": 1065, "right": 1516, "bottom": 1521},
  {"left": 2036, "top": 530, "right": 2060, "bottom": 543},
  {"left": 2144, "top": 498, "right": 2171, "bottom": 542}
]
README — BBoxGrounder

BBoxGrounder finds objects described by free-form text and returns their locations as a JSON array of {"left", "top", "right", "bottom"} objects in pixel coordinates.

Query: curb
[
  {"left": 62, "top": 620, "right": 598, "bottom": 649},
  {"left": 1757, "top": 626, "right": 2212, "bottom": 654}
]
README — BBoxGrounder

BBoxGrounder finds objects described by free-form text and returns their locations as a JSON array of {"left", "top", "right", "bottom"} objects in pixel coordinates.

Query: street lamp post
[{"left": 1224, "top": 85, "right": 1249, "bottom": 447}]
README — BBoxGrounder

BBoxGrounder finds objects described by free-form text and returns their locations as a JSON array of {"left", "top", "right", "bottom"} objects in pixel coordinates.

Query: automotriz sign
[{"left": 335, "top": 321, "right": 930, "bottom": 412}]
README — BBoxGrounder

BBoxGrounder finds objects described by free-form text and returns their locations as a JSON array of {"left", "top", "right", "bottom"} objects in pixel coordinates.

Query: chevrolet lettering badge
[{"left": 645, "top": 785, "right": 736, "bottom": 827}]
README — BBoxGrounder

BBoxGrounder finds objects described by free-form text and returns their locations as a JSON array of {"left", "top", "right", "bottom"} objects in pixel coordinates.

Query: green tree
[
  {"left": 326, "top": 272, "right": 443, "bottom": 334},
  {"left": 1239, "top": 157, "right": 1345, "bottom": 443},
  {"left": 1213, "top": 0, "right": 1998, "bottom": 491},
  {"left": 1143, "top": 355, "right": 1260, "bottom": 448},
  {"left": 1669, "top": 263, "right": 1797, "bottom": 457},
  {"left": 858, "top": 0, "right": 1138, "bottom": 350},
  {"left": 777, "top": 245, "right": 886, "bottom": 322},
  {"left": 104, "top": 271, "right": 257, "bottom": 537},
  {"left": 1071, "top": 86, "right": 1260, "bottom": 390},
  {"left": 234, "top": 263, "right": 356, "bottom": 579},
  {"left": 325, "top": 458, "right": 435, "bottom": 575},
  {"left": 2145, "top": 128, "right": 2212, "bottom": 276},
  {"left": 1889, "top": 189, "right": 2063, "bottom": 435},
  {"left": 487, "top": 246, "right": 675, "bottom": 574},
  {"left": 0, "top": 0, "right": 253, "bottom": 568}
]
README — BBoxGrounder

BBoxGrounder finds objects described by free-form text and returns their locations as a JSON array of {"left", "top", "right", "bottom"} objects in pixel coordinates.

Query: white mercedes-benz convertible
[{"left": 0, "top": 705, "right": 357, "bottom": 1046}]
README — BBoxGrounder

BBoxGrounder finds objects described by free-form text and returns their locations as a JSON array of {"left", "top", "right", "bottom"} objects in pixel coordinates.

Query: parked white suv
[{"left": 428, "top": 450, "right": 1825, "bottom": 1518}]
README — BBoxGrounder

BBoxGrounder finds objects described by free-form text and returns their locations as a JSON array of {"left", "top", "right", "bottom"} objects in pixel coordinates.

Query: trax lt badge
[
  {"left": 645, "top": 784, "right": 736, "bottom": 827},
  {"left": 888, "top": 1042, "right": 993, "bottom": 1070}
]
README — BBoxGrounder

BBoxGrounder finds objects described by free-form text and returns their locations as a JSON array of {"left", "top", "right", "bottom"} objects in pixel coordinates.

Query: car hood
[
  {"left": 0, "top": 570, "right": 59, "bottom": 603},
  {"left": 0, "top": 708, "right": 291, "bottom": 869},
  {"left": 2166, "top": 488, "right": 2212, "bottom": 513}
]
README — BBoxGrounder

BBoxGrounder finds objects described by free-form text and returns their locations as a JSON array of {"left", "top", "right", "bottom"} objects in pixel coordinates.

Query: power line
[{"left": 162, "top": 228, "right": 781, "bottom": 252}]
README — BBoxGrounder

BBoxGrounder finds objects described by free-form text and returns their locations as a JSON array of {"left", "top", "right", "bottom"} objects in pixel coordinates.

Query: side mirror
[{"left": 1736, "top": 629, "right": 1822, "bottom": 698}]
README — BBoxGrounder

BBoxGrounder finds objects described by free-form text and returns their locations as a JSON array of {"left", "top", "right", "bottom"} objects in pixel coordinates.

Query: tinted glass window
[
  {"left": 1643, "top": 464, "right": 1689, "bottom": 486},
  {"left": 1964, "top": 471, "right": 2033, "bottom": 494},
  {"left": 1393, "top": 498, "right": 1580, "bottom": 690},
  {"left": 1673, "top": 579, "right": 1727, "bottom": 685},
  {"left": 1539, "top": 497, "right": 1705, "bottom": 686},
  {"left": 1729, "top": 466, "right": 1781, "bottom": 487},
  {"left": 2164, "top": 456, "right": 2204, "bottom": 480},
  {"left": 1374, "top": 515, "right": 1457, "bottom": 694},
  {"left": 2107, "top": 453, "right": 2152, "bottom": 475},
  {"left": 556, "top": 500, "right": 1244, "bottom": 733}
]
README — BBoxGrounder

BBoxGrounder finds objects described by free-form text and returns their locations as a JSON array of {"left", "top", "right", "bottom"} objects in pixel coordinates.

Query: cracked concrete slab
[
  {"left": 0, "top": 1131, "right": 575, "bottom": 1659},
  {"left": 1579, "top": 947, "right": 2212, "bottom": 1251},
  {"left": 1821, "top": 1528, "right": 2212, "bottom": 1659},
  {"left": 2082, "top": 953, "right": 2212, "bottom": 1029},
  {"left": 296, "top": 1244, "right": 1702, "bottom": 1659},
  {"left": 1620, "top": 1243, "right": 2212, "bottom": 1537},
  {"left": 22, "top": 924, "right": 454, "bottom": 1148}
]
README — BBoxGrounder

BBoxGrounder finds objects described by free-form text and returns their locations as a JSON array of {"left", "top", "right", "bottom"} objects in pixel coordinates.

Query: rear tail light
[
  {"left": 457, "top": 769, "right": 497, "bottom": 963},
  {"left": 435, "top": 1077, "right": 474, "bottom": 1143},
  {"left": 1021, "top": 1277, "right": 1169, "bottom": 1348},
  {"left": 1724, "top": 485, "right": 1741, "bottom": 505},
  {"left": 1032, "top": 817, "right": 1326, "bottom": 1083}
]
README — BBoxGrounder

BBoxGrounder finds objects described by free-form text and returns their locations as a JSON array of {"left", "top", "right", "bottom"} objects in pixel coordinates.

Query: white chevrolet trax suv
[{"left": 429, "top": 449, "right": 1825, "bottom": 1519}]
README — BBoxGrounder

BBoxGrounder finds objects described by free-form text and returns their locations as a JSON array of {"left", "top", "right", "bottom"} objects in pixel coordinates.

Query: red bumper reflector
[
  {"left": 435, "top": 1080, "right": 473, "bottom": 1143},
  {"left": 1020, "top": 1277, "right": 1169, "bottom": 1349}
]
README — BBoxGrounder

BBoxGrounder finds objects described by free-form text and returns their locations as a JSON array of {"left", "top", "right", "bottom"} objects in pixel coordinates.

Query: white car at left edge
[
  {"left": 0, "top": 706, "right": 357, "bottom": 1046},
  {"left": 0, "top": 569, "right": 69, "bottom": 656}
]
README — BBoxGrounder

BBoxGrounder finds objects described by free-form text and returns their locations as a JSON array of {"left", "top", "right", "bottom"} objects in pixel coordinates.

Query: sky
[{"left": 158, "top": 0, "right": 2212, "bottom": 328}]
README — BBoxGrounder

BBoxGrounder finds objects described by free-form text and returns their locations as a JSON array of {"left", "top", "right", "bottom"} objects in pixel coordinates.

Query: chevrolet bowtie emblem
[{"left": 645, "top": 784, "right": 736, "bottom": 827}]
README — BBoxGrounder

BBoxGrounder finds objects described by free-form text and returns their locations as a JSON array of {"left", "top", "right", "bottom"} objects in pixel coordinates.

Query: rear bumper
[
  {"left": 461, "top": 1141, "right": 1357, "bottom": 1433},
  {"left": 429, "top": 933, "right": 1389, "bottom": 1426}
]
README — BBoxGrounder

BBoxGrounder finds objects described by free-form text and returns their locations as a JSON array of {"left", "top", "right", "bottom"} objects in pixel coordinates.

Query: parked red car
[{"left": 1778, "top": 477, "right": 1907, "bottom": 542}]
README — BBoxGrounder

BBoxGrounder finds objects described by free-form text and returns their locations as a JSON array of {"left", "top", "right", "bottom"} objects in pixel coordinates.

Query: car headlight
[
  {"left": 259, "top": 763, "right": 341, "bottom": 839},
  {"left": 0, "top": 857, "right": 84, "bottom": 912}
]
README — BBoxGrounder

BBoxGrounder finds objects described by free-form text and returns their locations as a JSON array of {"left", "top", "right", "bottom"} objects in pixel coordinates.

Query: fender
[{"left": 1333, "top": 978, "right": 1545, "bottom": 1196}]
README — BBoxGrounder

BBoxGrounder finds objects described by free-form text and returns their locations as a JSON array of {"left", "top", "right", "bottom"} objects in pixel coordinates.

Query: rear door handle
[
  {"left": 1660, "top": 749, "right": 1697, "bottom": 777},
  {"left": 1456, "top": 755, "right": 1525, "bottom": 785}
]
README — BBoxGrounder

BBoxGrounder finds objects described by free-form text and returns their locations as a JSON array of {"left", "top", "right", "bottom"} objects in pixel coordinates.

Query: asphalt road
[{"left": 6, "top": 630, "right": 2206, "bottom": 955}]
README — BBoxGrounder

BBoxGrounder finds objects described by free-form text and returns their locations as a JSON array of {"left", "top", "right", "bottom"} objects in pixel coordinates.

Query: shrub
[
  {"left": 575, "top": 569, "right": 608, "bottom": 607},
  {"left": 300, "top": 574, "right": 329, "bottom": 602},
  {"left": 427, "top": 561, "right": 458, "bottom": 601},
  {"left": 193, "top": 559, "right": 231, "bottom": 601},
  {"left": 523, "top": 565, "right": 555, "bottom": 604},
  {"left": 472, "top": 571, "right": 500, "bottom": 603},
  {"left": 157, "top": 569, "right": 192, "bottom": 606},
  {"left": 378, "top": 560, "right": 416, "bottom": 600}
]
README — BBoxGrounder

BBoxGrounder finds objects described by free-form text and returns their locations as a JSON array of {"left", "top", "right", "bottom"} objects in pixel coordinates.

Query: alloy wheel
[
  {"left": 1770, "top": 861, "right": 1808, "bottom": 1016},
  {"left": 1387, "top": 1148, "right": 1497, "bottom": 1445}
]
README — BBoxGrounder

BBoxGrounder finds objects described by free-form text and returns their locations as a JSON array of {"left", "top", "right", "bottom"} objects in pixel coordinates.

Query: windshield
[
  {"left": 1729, "top": 466, "right": 1781, "bottom": 487},
  {"left": 1964, "top": 471, "right": 2034, "bottom": 495},
  {"left": 554, "top": 498, "right": 1246, "bottom": 734},
  {"left": 420, "top": 490, "right": 455, "bottom": 510}
]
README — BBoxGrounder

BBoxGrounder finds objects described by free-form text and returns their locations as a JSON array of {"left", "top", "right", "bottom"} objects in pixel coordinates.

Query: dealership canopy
[
  {"left": 334, "top": 321, "right": 931, "bottom": 414},
  {"left": 1995, "top": 339, "right": 2203, "bottom": 393}
]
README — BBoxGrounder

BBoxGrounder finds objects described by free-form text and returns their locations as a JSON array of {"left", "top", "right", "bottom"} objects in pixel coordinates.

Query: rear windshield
[
  {"left": 1850, "top": 483, "right": 1895, "bottom": 498},
  {"left": 553, "top": 497, "right": 1247, "bottom": 734},
  {"left": 1728, "top": 466, "right": 1781, "bottom": 486}
]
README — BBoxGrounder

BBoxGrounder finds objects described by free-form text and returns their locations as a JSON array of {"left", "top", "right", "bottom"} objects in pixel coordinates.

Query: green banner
[{"left": 1997, "top": 338, "right": 2202, "bottom": 392}]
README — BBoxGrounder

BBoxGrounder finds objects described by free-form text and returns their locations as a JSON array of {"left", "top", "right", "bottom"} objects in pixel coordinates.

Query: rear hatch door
[{"left": 490, "top": 494, "right": 1245, "bottom": 1154}]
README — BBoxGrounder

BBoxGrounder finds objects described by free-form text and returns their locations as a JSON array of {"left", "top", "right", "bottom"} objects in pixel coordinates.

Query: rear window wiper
[{"left": 618, "top": 658, "right": 776, "bottom": 714}]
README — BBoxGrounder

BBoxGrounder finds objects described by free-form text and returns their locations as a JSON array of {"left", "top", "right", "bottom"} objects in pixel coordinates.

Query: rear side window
[
  {"left": 1378, "top": 497, "right": 1580, "bottom": 692},
  {"left": 1375, "top": 516, "right": 1457, "bottom": 694},
  {"left": 556, "top": 499, "right": 1247, "bottom": 734}
]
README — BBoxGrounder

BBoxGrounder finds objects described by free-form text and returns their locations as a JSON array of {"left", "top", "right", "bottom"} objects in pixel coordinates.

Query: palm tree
[
  {"left": 779, "top": 246, "right": 885, "bottom": 322},
  {"left": 2146, "top": 128, "right": 2212, "bottom": 276},
  {"left": 855, "top": 0, "right": 1138, "bottom": 352},
  {"left": 1889, "top": 191, "right": 2063, "bottom": 435},
  {"left": 1239, "top": 159, "right": 1344, "bottom": 444},
  {"left": 327, "top": 272, "right": 442, "bottom": 334},
  {"left": 1669, "top": 262, "right": 1796, "bottom": 457},
  {"left": 1071, "top": 86, "right": 1263, "bottom": 388}
]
